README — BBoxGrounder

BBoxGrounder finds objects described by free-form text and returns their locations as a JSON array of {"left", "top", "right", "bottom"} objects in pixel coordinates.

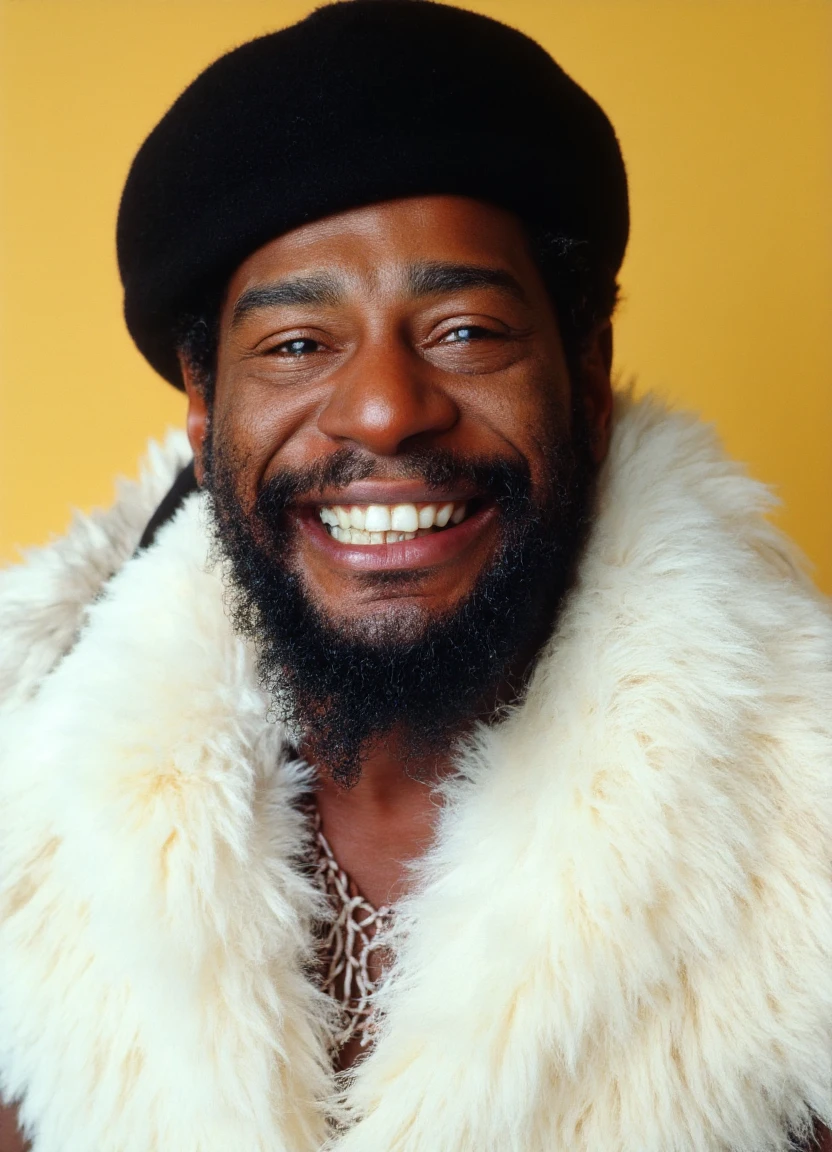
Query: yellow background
[{"left": 1, "top": 0, "right": 830, "bottom": 591}]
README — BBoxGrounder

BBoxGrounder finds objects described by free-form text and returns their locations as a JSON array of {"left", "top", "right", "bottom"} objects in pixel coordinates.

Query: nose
[{"left": 316, "top": 339, "right": 459, "bottom": 456}]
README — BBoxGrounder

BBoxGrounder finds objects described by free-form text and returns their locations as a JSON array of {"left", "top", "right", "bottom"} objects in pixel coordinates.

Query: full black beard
[{"left": 203, "top": 408, "right": 596, "bottom": 787}]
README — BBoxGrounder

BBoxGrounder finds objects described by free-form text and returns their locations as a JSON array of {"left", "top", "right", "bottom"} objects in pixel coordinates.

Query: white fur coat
[{"left": 1, "top": 394, "right": 830, "bottom": 1152}]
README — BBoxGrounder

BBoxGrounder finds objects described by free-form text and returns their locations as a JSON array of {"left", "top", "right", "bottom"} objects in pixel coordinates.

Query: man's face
[{"left": 184, "top": 196, "right": 612, "bottom": 780}]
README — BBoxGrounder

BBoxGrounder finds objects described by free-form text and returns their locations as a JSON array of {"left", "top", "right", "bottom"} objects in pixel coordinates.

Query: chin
[{"left": 319, "top": 595, "right": 434, "bottom": 645}]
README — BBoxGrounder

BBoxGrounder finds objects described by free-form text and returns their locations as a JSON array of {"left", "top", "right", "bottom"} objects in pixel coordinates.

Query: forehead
[{"left": 221, "top": 195, "right": 539, "bottom": 308}]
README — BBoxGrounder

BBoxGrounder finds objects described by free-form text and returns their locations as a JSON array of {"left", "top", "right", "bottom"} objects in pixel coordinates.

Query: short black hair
[{"left": 174, "top": 299, "right": 221, "bottom": 401}]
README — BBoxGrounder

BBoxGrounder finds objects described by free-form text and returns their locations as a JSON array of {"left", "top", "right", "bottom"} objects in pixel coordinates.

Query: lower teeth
[{"left": 328, "top": 526, "right": 439, "bottom": 544}]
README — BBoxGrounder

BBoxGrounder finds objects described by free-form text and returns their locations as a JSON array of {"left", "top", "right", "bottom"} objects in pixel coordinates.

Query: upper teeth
[{"left": 319, "top": 501, "right": 467, "bottom": 543}]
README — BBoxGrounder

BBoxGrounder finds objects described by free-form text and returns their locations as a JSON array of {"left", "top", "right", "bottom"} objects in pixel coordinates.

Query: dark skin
[
  {"left": 182, "top": 195, "right": 616, "bottom": 1074},
  {"left": 184, "top": 195, "right": 613, "bottom": 911}
]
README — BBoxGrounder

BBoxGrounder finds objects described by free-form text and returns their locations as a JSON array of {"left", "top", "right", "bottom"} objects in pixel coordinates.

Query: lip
[{"left": 295, "top": 500, "right": 499, "bottom": 572}]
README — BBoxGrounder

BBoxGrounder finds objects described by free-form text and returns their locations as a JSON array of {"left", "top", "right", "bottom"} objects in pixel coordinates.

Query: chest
[{"left": 309, "top": 803, "right": 395, "bottom": 1073}]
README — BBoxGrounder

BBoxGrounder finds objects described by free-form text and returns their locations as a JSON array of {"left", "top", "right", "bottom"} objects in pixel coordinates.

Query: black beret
[{"left": 117, "top": 0, "right": 628, "bottom": 388}]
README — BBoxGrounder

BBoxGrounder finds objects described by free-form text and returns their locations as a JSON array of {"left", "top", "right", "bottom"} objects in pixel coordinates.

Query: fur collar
[{"left": 1, "top": 394, "right": 831, "bottom": 1152}]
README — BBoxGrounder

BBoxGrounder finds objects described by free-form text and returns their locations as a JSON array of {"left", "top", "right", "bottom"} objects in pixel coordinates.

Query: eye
[
  {"left": 439, "top": 325, "right": 496, "bottom": 344},
  {"left": 272, "top": 337, "right": 322, "bottom": 357}
]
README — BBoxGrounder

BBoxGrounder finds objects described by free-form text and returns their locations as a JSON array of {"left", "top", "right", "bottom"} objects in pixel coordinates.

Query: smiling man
[
  {"left": 1, "top": 2, "right": 831, "bottom": 1151},
  {"left": 194, "top": 196, "right": 605, "bottom": 802}
]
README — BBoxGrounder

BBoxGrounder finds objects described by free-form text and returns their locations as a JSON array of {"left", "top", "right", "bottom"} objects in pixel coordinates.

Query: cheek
[
  {"left": 478, "top": 366, "right": 571, "bottom": 493},
  {"left": 212, "top": 380, "right": 319, "bottom": 505}
]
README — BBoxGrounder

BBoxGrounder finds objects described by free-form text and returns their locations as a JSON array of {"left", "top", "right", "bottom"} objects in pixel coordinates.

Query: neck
[
  {"left": 305, "top": 730, "right": 457, "bottom": 908},
  {"left": 302, "top": 638, "right": 549, "bottom": 907}
]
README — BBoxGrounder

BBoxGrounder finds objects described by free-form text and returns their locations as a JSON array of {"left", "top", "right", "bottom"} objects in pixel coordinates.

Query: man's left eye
[{"left": 440, "top": 325, "right": 495, "bottom": 343}]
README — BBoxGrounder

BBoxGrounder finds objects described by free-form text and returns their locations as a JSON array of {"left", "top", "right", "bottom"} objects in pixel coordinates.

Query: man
[{"left": 1, "top": 1, "right": 830, "bottom": 1149}]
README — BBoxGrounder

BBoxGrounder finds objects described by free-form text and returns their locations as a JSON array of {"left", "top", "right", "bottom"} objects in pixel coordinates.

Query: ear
[
  {"left": 578, "top": 320, "right": 614, "bottom": 465},
  {"left": 179, "top": 353, "right": 209, "bottom": 486}
]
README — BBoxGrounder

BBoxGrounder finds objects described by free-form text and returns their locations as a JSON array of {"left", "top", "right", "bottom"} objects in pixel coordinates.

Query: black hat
[{"left": 117, "top": 0, "right": 628, "bottom": 388}]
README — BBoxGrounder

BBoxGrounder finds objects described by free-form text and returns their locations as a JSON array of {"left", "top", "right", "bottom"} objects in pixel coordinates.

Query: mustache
[{"left": 253, "top": 446, "right": 536, "bottom": 525}]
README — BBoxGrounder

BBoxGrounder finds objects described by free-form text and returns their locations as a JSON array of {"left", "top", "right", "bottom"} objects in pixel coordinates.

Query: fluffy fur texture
[{"left": 0, "top": 394, "right": 830, "bottom": 1151}]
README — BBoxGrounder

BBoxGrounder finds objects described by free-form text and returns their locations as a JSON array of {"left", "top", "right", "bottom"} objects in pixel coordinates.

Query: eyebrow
[
  {"left": 231, "top": 272, "right": 346, "bottom": 327},
  {"left": 406, "top": 261, "right": 529, "bottom": 305},
  {"left": 230, "top": 259, "right": 529, "bottom": 328}
]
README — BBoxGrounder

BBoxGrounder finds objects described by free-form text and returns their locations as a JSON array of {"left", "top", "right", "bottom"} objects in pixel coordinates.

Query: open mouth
[{"left": 318, "top": 499, "right": 475, "bottom": 545}]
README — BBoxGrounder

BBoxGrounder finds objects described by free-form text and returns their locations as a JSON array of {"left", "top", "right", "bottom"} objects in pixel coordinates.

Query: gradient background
[{"left": 1, "top": 0, "right": 830, "bottom": 591}]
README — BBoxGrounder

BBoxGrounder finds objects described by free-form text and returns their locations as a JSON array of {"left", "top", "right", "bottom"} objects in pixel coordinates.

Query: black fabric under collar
[{"left": 136, "top": 461, "right": 198, "bottom": 553}]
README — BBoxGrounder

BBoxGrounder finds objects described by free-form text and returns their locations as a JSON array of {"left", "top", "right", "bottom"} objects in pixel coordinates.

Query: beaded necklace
[{"left": 310, "top": 805, "right": 395, "bottom": 1056}]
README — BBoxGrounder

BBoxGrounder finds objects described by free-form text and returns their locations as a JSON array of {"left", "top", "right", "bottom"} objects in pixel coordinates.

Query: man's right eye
[{"left": 273, "top": 337, "right": 321, "bottom": 356}]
